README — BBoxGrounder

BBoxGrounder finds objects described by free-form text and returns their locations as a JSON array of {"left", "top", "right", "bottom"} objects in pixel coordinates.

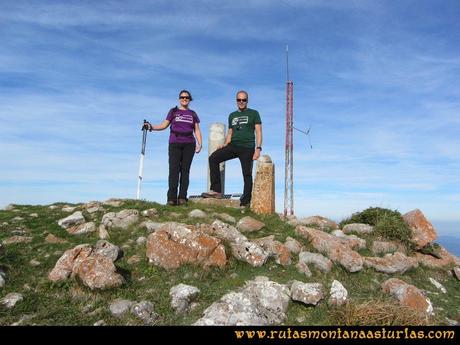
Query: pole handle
[{"left": 142, "top": 119, "right": 149, "bottom": 131}]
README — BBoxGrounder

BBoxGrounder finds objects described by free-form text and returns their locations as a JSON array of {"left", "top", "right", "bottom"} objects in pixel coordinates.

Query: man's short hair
[{"left": 236, "top": 90, "right": 248, "bottom": 99}]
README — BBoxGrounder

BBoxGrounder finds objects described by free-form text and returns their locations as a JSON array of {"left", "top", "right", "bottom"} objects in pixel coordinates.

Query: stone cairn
[
  {"left": 250, "top": 155, "right": 275, "bottom": 215},
  {"left": 207, "top": 123, "right": 226, "bottom": 195}
]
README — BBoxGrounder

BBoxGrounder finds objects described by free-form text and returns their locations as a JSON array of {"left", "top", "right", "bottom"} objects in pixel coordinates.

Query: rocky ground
[{"left": 0, "top": 198, "right": 459, "bottom": 326}]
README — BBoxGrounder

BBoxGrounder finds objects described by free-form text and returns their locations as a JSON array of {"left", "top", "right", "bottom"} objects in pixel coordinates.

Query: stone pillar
[
  {"left": 250, "top": 155, "right": 275, "bottom": 215},
  {"left": 207, "top": 123, "right": 226, "bottom": 194}
]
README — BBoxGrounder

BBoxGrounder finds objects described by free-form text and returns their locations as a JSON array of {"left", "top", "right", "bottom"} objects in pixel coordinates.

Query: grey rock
[
  {"left": 93, "top": 320, "right": 106, "bottom": 326},
  {"left": 58, "top": 211, "right": 85, "bottom": 229},
  {"left": 291, "top": 281, "right": 324, "bottom": 306},
  {"left": 94, "top": 240, "right": 120, "bottom": 262},
  {"left": 98, "top": 224, "right": 110, "bottom": 239},
  {"left": 329, "top": 280, "right": 348, "bottom": 306},
  {"left": 189, "top": 209, "right": 207, "bottom": 218},
  {"left": 194, "top": 276, "right": 290, "bottom": 325},
  {"left": 140, "top": 221, "right": 164, "bottom": 233},
  {"left": 236, "top": 216, "right": 265, "bottom": 232},
  {"left": 130, "top": 301, "right": 159, "bottom": 325},
  {"left": 109, "top": 299, "right": 134, "bottom": 317},
  {"left": 215, "top": 213, "right": 236, "bottom": 224},
  {"left": 170, "top": 283, "right": 200, "bottom": 314},
  {"left": 102, "top": 209, "right": 139, "bottom": 230},
  {"left": 11, "top": 314, "right": 35, "bottom": 326},
  {"left": 141, "top": 208, "right": 158, "bottom": 218},
  {"left": 429, "top": 277, "right": 447, "bottom": 294},
  {"left": 136, "top": 236, "right": 147, "bottom": 245},
  {"left": 295, "top": 261, "right": 312, "bottom": 277},
  {"left": 29, "top": 259, "right": 41, "bottom": 266},
  {"left": 284, "top": 237, "right": 303, "bottom": 254},
  {"left": 342, "top": 223, "right": 374, "bottom": 234},
  {"left": 298, "top": 251, "right": 333, "bottom": 273},
  {"left": 103, "top": 198, "right": 124, "bottom": 207},
  {"left": 1, "top": 292, "right": 23, "bottom": 309}
]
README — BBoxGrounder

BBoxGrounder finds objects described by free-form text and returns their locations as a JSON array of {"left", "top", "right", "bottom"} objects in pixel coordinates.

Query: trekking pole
[{"left": 136, "top": 120, "right": 149, "bottom": 200}]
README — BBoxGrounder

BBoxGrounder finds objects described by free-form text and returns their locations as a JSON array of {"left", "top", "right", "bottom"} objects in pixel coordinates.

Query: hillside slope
[{"left": 0, "top": 199, "right": 459, "bottom": 326}]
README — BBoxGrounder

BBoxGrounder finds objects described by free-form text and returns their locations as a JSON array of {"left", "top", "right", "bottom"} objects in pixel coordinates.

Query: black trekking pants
[
  {"left": 168, "top": 143, "right": 195, "bottom": 202},
  {"left": 209, "top": 144, "right": 254, "bottom": 206}
]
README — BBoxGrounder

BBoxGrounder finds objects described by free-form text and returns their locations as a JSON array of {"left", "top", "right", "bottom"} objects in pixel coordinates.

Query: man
[{"left": 202, "top": 90, "right": 262, "bottom": 207}]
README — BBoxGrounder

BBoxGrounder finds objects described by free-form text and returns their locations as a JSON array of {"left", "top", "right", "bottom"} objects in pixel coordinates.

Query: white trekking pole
[{"left": 136, "top": 120, "right": 149, "bottom": 200}]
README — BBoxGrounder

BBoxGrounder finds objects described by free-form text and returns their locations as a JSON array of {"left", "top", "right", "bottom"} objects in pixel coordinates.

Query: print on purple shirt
[{"left": 166, "top": 107, "right": 200, "bottom": 144}]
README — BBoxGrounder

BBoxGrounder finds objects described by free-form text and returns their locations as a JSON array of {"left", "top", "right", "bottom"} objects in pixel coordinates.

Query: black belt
[{"left": 171, "top": 130, "right": 193, "bottom": 137}]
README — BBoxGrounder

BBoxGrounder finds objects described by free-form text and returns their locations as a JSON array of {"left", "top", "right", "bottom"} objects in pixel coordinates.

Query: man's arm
[
  {"left": 253, "top": 124, "right": 262, "bottom": 160},
  {"left": 222, "top": 128, "right": 233, "bottom": 148}
]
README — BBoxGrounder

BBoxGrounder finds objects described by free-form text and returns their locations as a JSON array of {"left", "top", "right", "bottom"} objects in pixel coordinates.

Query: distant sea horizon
[
  {"left": 437, "top": 235, "right": 460, "bottom": 257},
  {"left": 432, "top": 220, "right": 459, "bottom": 257}
]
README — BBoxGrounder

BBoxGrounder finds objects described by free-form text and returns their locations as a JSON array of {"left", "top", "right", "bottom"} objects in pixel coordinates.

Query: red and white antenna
[{"left": 284, "top": 45, "right": 294, "bottom": 216}]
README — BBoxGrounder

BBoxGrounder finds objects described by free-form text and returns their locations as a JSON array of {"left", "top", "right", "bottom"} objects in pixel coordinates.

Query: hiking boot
[
  {"left": 201, "top": 191, "right": 222, "bottom": 199},
  {"left": 167, "top": 200, "right": 177, "bottom": 206},
  {"left": 177, "top": 198, "right": 187, "bottom": 206}
]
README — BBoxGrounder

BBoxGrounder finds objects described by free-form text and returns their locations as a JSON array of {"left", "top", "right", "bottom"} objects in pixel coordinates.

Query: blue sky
[{"left": 1, "top": 1, "right": 459, "bottom": 235}]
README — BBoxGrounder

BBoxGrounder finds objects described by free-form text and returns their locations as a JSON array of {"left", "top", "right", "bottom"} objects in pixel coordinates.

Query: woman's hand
[
  {"left": 195, "top": 143, "right": 202, "bottom": 153},
  {"left": 142, "top": 121, "right": 152, "bottom": 131}
]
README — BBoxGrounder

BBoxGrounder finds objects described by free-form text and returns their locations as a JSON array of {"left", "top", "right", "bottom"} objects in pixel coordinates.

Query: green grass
[
  {"left": 339, "top": 207, "right": 413, "bottom": 249},
  {"left": 0, "top": 201, "right": 459, "bottom": 325}
]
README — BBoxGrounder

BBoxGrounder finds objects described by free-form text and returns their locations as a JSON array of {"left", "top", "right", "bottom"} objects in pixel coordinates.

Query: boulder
[
  {"left": 298, "top": 251, "right": 333, "bottom": 273},
  {"left": 342, "top": 223, "right": 374, "bottom": 234},
  {"left": 49, "top": 243, "right": 124, "bottom": 290},
  {"left": 0, "top": 292, "right": 23, "bottom": 309},
  {"left": 364, "top": 252, "right": 418, "bottom": 274},
  {"left": 57, "top": 211, "right": 85, "bottom": 229},
  {"left": 297, "top": 216, "right": 338, "bottom": 230},
  {"left": 254, "top": 236, "right": 291, "bottom": 266},
  {"left": 236, "top": 216, "right": 265, "bottom": 232},
  {"left": 382, "top": 278, "right": 433, "bottom": 316},
  {"left": 290, "top": 281, "right": 324, "bottom": 306},
  {"left": 146, "top": 222, "right": 226, "bottom": 270},
  {"left": 295, "top": 226, "right": 363, "bottom": 272},
  {"left": 101, "top": 209, "right": 139, "bottom": 230},
  {"left": 170, "top": 284, "right": 200, "bottom": 314},
  {"left": 210, "top": 220, "right": 269, "bottom": 267},
  {"left": 403, "top": 209, "right": 437, "bottom": 249},
  {"left": 284, "top": 237, "right": 303, "bottom": 254},
  {"left": 194, "top": 276, "right": 290, "bottom": 325},
  {"left": 329, "top": 280, "right": 348, "bottom": 306}
]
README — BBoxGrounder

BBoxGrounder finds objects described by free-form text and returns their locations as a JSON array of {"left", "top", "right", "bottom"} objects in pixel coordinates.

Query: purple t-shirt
[{"left": 166, "top": 107, "right": 200, "bottom": 144}]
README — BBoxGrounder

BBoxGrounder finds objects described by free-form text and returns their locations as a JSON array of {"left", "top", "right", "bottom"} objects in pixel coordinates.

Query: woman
[{"left": 146, "top": 90, "right": 202, "bottom": 206}]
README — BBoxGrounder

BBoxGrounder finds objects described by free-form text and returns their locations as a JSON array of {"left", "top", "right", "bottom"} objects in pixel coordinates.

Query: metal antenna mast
[{"left": 284, "top": 45, "right": 294, "bottom": 216}]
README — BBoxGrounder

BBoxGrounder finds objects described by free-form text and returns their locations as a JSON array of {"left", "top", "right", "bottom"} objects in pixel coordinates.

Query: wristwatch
[{"left": 256, "top": 146, "right": 262, "bottom": 151}]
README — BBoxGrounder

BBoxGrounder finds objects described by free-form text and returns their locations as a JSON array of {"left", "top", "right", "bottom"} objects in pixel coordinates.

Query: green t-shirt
[{"left": 228, "top": 108, "right": 262, "bottom": 148}]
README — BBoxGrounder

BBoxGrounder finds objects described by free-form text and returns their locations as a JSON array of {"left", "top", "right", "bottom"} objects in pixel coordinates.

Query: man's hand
[{"left": 253, "top": 149, "right": 261, "bottom": 161}]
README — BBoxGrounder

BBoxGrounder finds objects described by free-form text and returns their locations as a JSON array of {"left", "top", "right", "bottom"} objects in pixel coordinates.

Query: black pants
[
  {"left": 209, "top": 144, "right": 254, "bottom": 206},
  {"left": 168, "top": 143, "right": 195, "bottom": 202}
]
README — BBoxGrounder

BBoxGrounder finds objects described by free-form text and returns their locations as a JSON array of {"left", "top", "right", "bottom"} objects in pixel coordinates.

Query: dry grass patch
[{"left": 330, "top": 299, "right": 436, "bottom": 326}]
